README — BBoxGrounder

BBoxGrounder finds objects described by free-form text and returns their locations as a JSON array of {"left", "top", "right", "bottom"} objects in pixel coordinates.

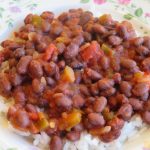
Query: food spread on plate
[{"left": 0, "top": 8, "right": 150, "bottom": 150}]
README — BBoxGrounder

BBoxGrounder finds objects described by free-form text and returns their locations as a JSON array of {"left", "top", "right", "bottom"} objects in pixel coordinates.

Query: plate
[{"left": 0, "top": 0, "right": 150, "bottom": 150}]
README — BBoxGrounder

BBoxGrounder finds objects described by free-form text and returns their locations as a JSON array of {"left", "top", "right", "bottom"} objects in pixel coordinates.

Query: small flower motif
[
  {"left": 9, "top": 6, "right": 21, "bottom": 13},
  {"left": 145, "top": 13, "right": 150, "bottom": 18},
  {"left": 93, "top": 0, "right": 106, "bottom": 5},
  {"left": 118, "top": 0, "right": 132, "bottom": 5}
]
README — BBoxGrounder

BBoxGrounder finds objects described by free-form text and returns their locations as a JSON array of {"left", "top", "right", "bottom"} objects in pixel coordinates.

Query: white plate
[{"left": 0, "top": 0, "right": 150, "bottom": 150}]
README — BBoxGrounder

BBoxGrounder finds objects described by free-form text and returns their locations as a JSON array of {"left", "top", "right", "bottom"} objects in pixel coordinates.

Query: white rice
[{"left": 0, "top": 95, "right": 149, "bottom": 150}]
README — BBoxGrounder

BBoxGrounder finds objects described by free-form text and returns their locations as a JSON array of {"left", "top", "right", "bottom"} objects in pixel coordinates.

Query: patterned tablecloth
[{"left": 0, "top": 0, "right": 150, "bottom": 150}]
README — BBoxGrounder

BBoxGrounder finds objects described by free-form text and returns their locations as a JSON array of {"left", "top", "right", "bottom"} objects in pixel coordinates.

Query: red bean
[
  {"left": 90, "top": 83, "right": 99, "bottom": 96},
  {"left": 36, "top": 43, "right": 47, "bottom": 53},
  {"left": 99, "top": 56, "right": 110, "bottom": 70},
  {"left": 9, "top": 68, "right": 22, "bottom": 86},
  {"left": 64, "top": 43, "right": 79, "bottom": 59},
  {"left": 88, "top": 113, "right": 105, "bottom": 126},
  {"left": 129, "top": 98, "right": 143, "bottom": 111},
  {"left": 132, "top": 83, "right": 149, "bottom": 97},
  {"left": 13, "top": 88, "right": 26, "bottom": 104},
  {"left": 98, "top": 78, "right": 114, "bottom": 91},
  {"left": 131, "top": 37, "right": 144, "bottom": 47},
  {"left": 144, "top": 100, "right": 150, "bottom": 111},
  {"left": 117, "top": 103, "right": 133, "bottom": 120},
  {"left": 116, "top": 94, "right": 128, "bottom": 105},
  {"left": 79, "top": 84, "right": 90, "bottom": 96},
  {"left": 107, "top": 117, "right": 124, "bottom": 130},
  {"left": 50, "top": 136, "right": 63, "bottom": 150},
  {"left": 85, "top": 68, "right": 102, "bottom": 81},
  {"left": 100, "top": 129, "right": 121, "bottom": 143},
  {"left": 121, "top": 58, "right": 136, "bottom": 69},
  {"left": 29, "top": 60, "right": 43, "bottom": 78},
  {"left": 32, "top": 78, "right": 45, "bottom": 94},
  {"left": 24, "top": 14, "right": 33, "bottom": 24},
  {"left": 120, "top": 81, "right": 132, "bottom": 97},
  {"left": 56, "top": 43, "right": 66, "bottom": 54},
  {"left": 25, "top": 41, "right": 35, "bottom": 49},
  {"left": 14, "top": 48, "right": 25, "bottom": 58},
  {"left": 41, "top": 20, "right": 51, "bottom": 33},
  {"left": 41, "top": 11, "right": 54, "bottom": 22},
  {"left": 14, "top": 110, "right": 30, "bottom": 128},
  {"left": 142, "top": 57, "right": 150, "bottom": 72},
  {"left": 143, "top": 36, "right": 150, "bottom": 49},
  {"left": 0, "top": 73, "right": 11, "bottom": 92},
  {"left": 142, "top": 111, "right": 150, "bottom": 125},
  {"left": 53, "top": 93, "right": 72, "bottom": 108},
  {"left": 66, "top": 131, "right": 81, "bottom": 141},
  {"left": 113, "top": 73, "right": 121, "bottom": 84},
  {"left": 93, "top": 24, "right": 107, "bottom": 34},
  {"left": 73, "top": 95, "right": 85, "bottom": 108},
  {"left": 79, "top": 11, "right": 93, "bottom": 26},
  {"left": 93, "top": 97, "right": 107, "bottom": 113},
  {"left": 100, "top": 87, "right": 116, "bottom": 97},
  {"left": 25, "top": 104, "right": 37, "bottom": 113},
  {"left": 73, "top": 123, "right": 84, "bottom": 132},
  {"left": 17, "top": 56, "right": 32, "bottom": 74},
  {"left": 83, "top": 32, "right": 92, "bottom": 42},
  {"left": 46, "top": 77, "right": 56, "bottom": 87},
  {"left": 136, "top": 46, "right": 149, "bottom": 56},
  {"left": 108, "top": 35, "right": 122, "bottom": 46}
]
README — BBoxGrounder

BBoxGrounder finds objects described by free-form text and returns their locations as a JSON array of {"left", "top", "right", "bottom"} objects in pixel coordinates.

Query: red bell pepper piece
[
  {"left": 81, "top": 41, "right": 103, "bottom": 62},
  {"left": 43, "top": 43, "right": 57, "bottom": 61}
]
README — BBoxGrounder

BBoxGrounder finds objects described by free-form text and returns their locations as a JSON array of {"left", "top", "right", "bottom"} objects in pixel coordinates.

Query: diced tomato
[
  {"left": 43, "top": 43, "right": 57, "bottom": 61},
  {"left": 28, "top": 112, "right": 39, "bottom": 121},
  {"left": 81, "top": 41, "right": 104, "bottom": 62},
  {"left": 30, "top": 123, "right": 40, "bottom": 134}
]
